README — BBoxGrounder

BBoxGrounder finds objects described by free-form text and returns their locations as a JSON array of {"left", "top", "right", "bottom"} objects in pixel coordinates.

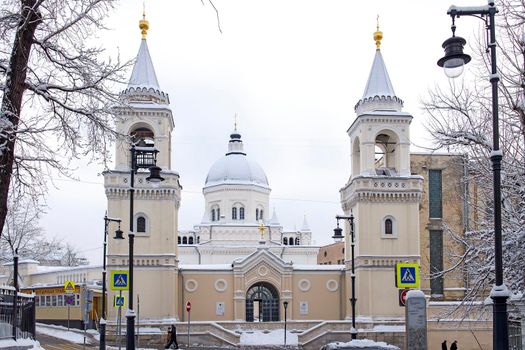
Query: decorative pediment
[{"left": 232, "top": 247, "right": 293, "bottom": 275}]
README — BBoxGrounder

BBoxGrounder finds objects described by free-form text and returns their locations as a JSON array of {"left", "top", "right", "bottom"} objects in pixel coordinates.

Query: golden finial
[
  {"left": 139, "top": 3, "right": 149, "bottom": 39},
  {"left": 373, "top": 15, "right": 383, "bottom": 49}
]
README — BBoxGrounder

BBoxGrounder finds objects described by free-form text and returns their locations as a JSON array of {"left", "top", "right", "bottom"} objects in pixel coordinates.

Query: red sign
[
  {"left": 186, "top": 301, "right": 191, "bottom": 312},
  {"left": 399, "top": 289, "right": 410, "bottom": 306}
]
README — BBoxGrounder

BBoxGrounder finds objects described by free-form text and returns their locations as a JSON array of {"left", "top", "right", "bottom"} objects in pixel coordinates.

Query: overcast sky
[{"left": 39, "top": 0, "right": 481, "bottom": 264}]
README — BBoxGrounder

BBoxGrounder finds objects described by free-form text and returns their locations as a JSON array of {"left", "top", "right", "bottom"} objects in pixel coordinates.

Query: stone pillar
[{"left": 405, "top": 290, "right": 427, "bottom": 350}]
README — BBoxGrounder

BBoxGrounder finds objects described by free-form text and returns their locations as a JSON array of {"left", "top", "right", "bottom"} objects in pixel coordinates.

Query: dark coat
[
  {"left": 442, "top": 340, "right": 448, "bottom": 350},
  {"left": 451, "top": 341, "right": 458, "bottom": 350}
]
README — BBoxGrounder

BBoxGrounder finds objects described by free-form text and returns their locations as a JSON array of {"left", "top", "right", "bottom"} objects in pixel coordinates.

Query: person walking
[
  {"left": 442, "top": 340, "right": 448, "bottom": 350},
  {"left": 164, "top": 325, "right": 179, "bottom": 349},
  {"left": 450, "top": 340, "right": 458, "bottom": 350}
]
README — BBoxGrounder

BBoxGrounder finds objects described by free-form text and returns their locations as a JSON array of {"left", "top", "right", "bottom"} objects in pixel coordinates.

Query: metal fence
[{"left": 0, "top": 286, "right": 36, "bottom": 340}]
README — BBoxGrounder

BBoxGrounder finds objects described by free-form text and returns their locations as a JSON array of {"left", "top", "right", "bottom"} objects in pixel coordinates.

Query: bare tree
[
  {"left": 423, "top": 0, "right": 525, "bottom": 306},
  {"left": 0, "top": 0, "right": 129, "bottom": 237}
]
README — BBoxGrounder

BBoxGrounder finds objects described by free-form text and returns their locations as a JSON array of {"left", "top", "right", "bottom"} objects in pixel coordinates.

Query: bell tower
[
  {"left": 104, "top": 12, "right": 182, "bottom": 321},
  {"left": 340, "top": 25, "right": 423, "bottom": 319}
]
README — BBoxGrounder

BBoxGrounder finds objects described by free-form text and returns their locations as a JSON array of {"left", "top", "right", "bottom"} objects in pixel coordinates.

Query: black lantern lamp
[
  {"left": 437, "top": 21, "right": 472, "bottom": 78},
  {"left": 146, "top": 165, "right": 164, "bottom": 183},
  {"left": 114, "top": 227, "right": 124, "bottom": 240},
  {"left": 332, "top": 221, "right": 344, "bottom": 242}
]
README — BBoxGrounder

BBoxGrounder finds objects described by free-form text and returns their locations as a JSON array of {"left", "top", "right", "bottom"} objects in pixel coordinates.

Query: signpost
[
  {"left": 114, "top": 295, "right": 126, "bottom": 308},
  {"left": 186, "top": 301, "right": 191, "bottom": 347},
  {"left": 110, "top": 271, "right": 129, "bottom": 291},
  {"left": 399, "top": 289, "right": 410, "bottom": 307},
  {"left": 395, "top": 263, "right": 420, "bottom": 288},
  {"left": 64, "top": 281, "right": 75, "bottom": 331}
]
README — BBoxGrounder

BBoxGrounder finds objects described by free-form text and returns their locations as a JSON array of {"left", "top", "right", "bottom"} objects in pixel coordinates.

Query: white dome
[{"left": 204, "top": 132, "right": 269, "bottom": 189}]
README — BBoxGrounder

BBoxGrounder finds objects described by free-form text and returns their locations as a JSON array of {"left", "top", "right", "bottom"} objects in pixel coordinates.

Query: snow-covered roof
[
  {"left": 179, "top": 264, "right": 232, "bottom": 271},
  {"left": 204, "top": 131, "right": 270, "bottom": 189},
  {"left": 361, "top": 50, "right": 396, "bottom": 100},
  {"left": 128, "top": 39, "right": 159, "bottom": 90},
  {"left": 293, "top": 264, "right": 344, "bottom": 271},
  {"left": 354, "top": 41, "right": 403, "bottom": 114}
]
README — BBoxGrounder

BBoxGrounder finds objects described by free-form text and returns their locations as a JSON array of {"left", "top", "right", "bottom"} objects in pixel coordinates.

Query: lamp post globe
[{"left": 437, "top": 36, "right": 471, "bottom": 78}]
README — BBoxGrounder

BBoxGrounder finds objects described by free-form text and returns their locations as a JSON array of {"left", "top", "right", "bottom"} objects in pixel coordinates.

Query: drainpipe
[
  {"left": 193, "top": 246, "right": 201, "bottom": 265},
  {"left": 180, "top": 270, "right": 184, "bottom": 322}
]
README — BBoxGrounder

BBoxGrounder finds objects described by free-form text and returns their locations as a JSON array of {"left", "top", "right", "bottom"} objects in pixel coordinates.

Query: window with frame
[
  {"left": 211, "top": 209, "right": 216, "bottom": 222},
  {"left": 385, "top": 219, "right": 393, "bottom": 235},
  {"left": 189, "top": 237, "right": 194, "bottom": 244},
  {"left": 295, "top": 237, "right": 300, "bottom": 245},
  {"left": 137, "top": 216, "right": 146, "bottom": 233},
  {"left": 182, "top": 237, "right": 187, "bottom": 244},
  {"left": 239, "top": 207, "right": 245, "bottom": 220},
  {"left": 283, "top": 237, "right": 288, "bottom": 245},
  {"left": 232, "top": 207, "right": 237, "bottom": 220},
  {"left": 429, "top": 170, "right": 443, "bottom": 218},
  {"left": 430, "top": 230, "right": 444, "bottom": 296},
  {"left": 256, "top": 209, "right": 259, "bottom": 220}
]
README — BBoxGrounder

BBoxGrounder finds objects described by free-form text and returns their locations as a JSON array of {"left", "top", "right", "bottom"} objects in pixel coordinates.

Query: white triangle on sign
[
  {"left": 66, "top": 282, "right": 74, "bottom": 290},
  {"left": 402, "top": 268, "right": 415, "bottom": 283}
]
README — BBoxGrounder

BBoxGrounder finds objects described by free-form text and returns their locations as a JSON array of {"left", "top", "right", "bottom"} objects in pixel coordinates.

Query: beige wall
[
  {"left": 291, "top": 272, "right": 343, "bottom": 320},
  {"left": 317, "top": 242, "right": 344, "bottom": 265},
  {"left": 411, "top": 154, "right": 466, "bottom": 300}
]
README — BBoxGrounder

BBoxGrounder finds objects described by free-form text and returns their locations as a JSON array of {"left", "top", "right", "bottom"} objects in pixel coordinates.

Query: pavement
[{"left": 35, "top": 333, "right": 96, "bottom": 349}]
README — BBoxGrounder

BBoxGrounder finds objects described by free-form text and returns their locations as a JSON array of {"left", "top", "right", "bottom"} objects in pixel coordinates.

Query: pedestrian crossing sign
[
  {"left": 395, "top": 263, "right": 419, "bottom": 288},
  {"left": 114, "top": 295, "right": 126, "bottom": 308},
  {"left": 110, "top": 270, "right": 129, "bottom": 291}
]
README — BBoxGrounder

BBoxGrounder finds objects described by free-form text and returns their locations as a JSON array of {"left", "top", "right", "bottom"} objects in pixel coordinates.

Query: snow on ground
[
  {"left": 240, "top": 329, "right": 298, "bottom": 345},
  {"left": 324, "top": 339, "right": 400, "bottom": 349},
  {"left": 0, "top": 337, "right": 45, "bottom": 349},
  {"left": 36, "top": 324, "right": 90, "bottom": 344}
]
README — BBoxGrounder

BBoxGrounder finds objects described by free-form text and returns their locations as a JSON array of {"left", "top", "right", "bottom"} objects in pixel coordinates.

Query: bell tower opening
[{"left": 374, "top": 131, "right": 399, "bottom": 175}]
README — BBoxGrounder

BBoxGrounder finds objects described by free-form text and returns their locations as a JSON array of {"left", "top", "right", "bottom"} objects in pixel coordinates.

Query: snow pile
[
  {"left": 36, "top": 324, "right": 89, "bottom": 344},
  {"left": 0, "top": 337, "right": 45, "bottom": 349},
  {"left": 323, "top": 339, "right": 400, "bottom": 349},
  {"left": 240, "top": 329, "right": 298, "bottom": 345}
]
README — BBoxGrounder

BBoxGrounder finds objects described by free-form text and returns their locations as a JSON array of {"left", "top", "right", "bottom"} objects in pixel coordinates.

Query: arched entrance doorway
[{"left": 245, "top": 282, "right": 279, "bottom": 322}]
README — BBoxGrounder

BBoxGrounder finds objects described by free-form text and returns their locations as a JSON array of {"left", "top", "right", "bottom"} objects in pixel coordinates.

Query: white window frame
[{"left": 381, "top": 215, "right": 398, "bottom": 239}]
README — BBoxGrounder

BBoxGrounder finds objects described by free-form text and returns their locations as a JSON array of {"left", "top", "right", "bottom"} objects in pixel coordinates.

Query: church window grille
[
  {"left": 385, "top": 219, "right": 393, "bottom": 234},
  {"left": 182, "top": 237, "right": 187, "bottom": 244},
  {"left": 232, "top": 207, "right": 237, "bottom": 220},
  {"left": 245, "top": 282, "right": 280, "bottom": 322},
  {"left": 137, "top": 216, "right": 146, "bottom": 233},
  {"left": 295, "top": 237, "right": 300, "bottom": 245},
  {"left": 189, "top": 237, "right": 194, "bottom": 244},
  {"left": 429, "top": 170, "right": 443, "bottom": 218},
  {"left": 239, "top": 207, "right": 245, "bottom": 220}
]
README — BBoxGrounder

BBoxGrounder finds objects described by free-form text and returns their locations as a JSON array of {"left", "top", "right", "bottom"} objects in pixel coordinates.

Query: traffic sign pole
[{"left": 186, "top": 301, "right": 191, "bottom": 347}]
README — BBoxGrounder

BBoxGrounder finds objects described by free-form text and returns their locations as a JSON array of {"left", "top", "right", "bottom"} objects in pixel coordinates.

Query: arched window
[
  {"left": 295, "top": 237, "right": 300, "bottom": 245},
  {"left": 182, "top": 237, "right": 187, "bottom": 244},
  {"left": 197, "top": 236, "right": 200, "bottom": 243},
  {"left": 178, "top": 237, "right": 181, "bottom": 244},
  {"left": 289, "top": 238, "right": 294, "bottom": 246},
  {"left": 260, "top": 209, "right": 264, "bottom": 220},
  {"left": 137, "top": 216, "right": 146, "bottom": 233},
  {"left": 232, "top": 207, "right": 237, "bottom": 220},
  {"left": 256, "top": 209, "right": 259, "bottom": 220},
  {"left": 189, "top": 237, "right": 194, "bottom": 244},
  {"left": 239, "top": 207, "right": 245, "bottom": 220},
  {"left": 211, "top": 209, "right": 216, "bottom": 222},
  {"left": 283, "top": 237, "right": 288, "bottom": 245},
  {"left": 382, "top": 216, "right": 397, "bottom": 238},
  {"left": 385, "top": 219, "right": 393, "bottom": 235},
  {"left": 217, "top": 208, "right": 220, "bottom": 220}
]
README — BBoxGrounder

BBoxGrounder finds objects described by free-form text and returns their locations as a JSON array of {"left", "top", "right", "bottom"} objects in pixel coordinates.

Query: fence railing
[{"left": 0, "top": 286, "right": 35, "bottom": 340}]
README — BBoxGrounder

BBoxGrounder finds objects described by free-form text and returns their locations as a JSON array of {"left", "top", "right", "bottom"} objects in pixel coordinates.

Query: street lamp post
[
  {"left": 283, "top": 301, "right": 288, "bottom": 345},
  {"left": 437, "top": 2, "right": 508, "bottom": 349},
  {"left": 118, "top": 141, "right": 164, "bottom": 350},
  {"left": 334, "top": 214, "right": 357, "bottom": 340},
  {"left": 100, "top": 214, "right": 122, "bottom": 350}
]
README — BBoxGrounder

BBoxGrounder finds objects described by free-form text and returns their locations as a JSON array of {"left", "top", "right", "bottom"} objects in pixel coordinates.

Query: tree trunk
[{"left": 0, "top": 0, "right": 41, "bottom": 237}]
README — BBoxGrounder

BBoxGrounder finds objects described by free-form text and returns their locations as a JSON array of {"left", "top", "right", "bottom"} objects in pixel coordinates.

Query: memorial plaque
[{"left": 405, "top": 290, "right": 427, "bottom": 350}]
